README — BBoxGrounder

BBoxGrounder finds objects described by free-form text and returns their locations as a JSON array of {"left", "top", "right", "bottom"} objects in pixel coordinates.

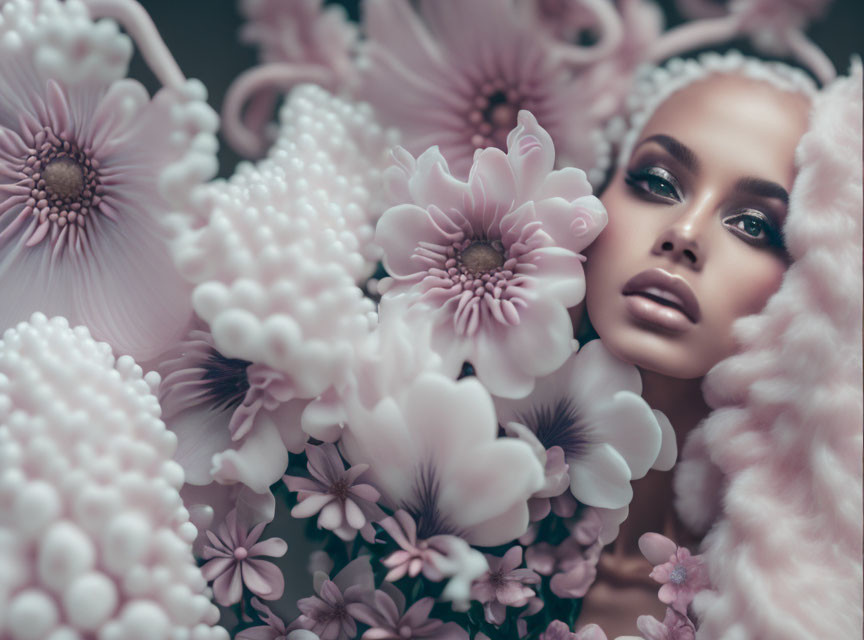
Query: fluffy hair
[{"left": 676, "top": 62, "right": 863, "bottom": 639}]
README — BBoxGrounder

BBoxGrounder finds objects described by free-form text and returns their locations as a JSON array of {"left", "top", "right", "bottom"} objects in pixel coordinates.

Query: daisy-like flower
[
  {"left": 0, "top": 313, "right": 226, "bottom": 639},
  {"left": 378, "top": 510, "right": 488, "bottom": 611},
  {"left": 494, "top": 339, "right": 676, "bottom": 509},
  {"left": 640, "top": 534, "right": 711, "bottom": 614},
  {"left": 358, "top": 0, "right": 608, "bottom": 178},
  {"left": 470, "top": 546, "right": 540, "bottom": 626},
  {"left": 201, "top": 509, "right": 288, "bottom": 606},
  {"left": 284, "top": 443, "right": 385, "bottom": 541},
  {"left": 293, "top": 557, "right": 376, "bottom": 640},
  {"left": 238, "top": 598, "right": 321, "bottom": 640},
  {"left": 349, "top": 585, "right": 469, "bottom": 640},
  {"left": 376, "top": 111, "right": 606, "bottom": 398},
  {"left": 0, "top": 0, "right": 217, "bottom": 360},
  {"left": 157, "top": 327, "right": 308, "bottom": 494},
  {"left": 338, "top": 372, "right": 545, "bottom": 547}
]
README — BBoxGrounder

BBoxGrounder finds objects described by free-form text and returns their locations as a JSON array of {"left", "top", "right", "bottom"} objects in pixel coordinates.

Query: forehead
[{"left": 635, "top": 74, "right": 812, "bottom": 188}]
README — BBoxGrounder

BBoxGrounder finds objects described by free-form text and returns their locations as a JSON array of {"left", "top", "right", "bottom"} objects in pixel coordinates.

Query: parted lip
[{"left": 622, "top": 268, "right": 701, "bottom": 323}]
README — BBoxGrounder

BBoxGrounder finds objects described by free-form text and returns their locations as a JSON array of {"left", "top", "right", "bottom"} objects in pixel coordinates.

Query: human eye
[
  {"left": 723, "top": 209, "right": 784, "bottom": 249},
  {"left": 624, "top": 166, "right": 682, "bottom": 202}
]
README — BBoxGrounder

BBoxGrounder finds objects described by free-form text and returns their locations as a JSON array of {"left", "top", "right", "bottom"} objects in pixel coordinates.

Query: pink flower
[
  {"left": 640, "top": 534, "right": 711, "bottom": 613},
  {"left": 376, "top": 111, "right": 606, "bottom": 398},
  {"left": 157, "top": 328, "right": 309, "bottom": 493},
  {"left": 348, "top": 585, "right": 469, "bottom": 640},
  {"left": 0, "top": 0, "right": 216, "bottom": 361},
  {"left": 201, "top": 509, "right": 287, "bottom": 606},
  {"left": 636, "top": 608, "right": 696, "bottom": 640},
  {"left": 540, "top": 620, "right": 609, "bottom": 640},
  {"left": 358, "top": 0, "right": 606, "bottom": 179},
  {"left": 378, "top": 510, "right": 488, "bottom": 611},
  {"left": 293, "top": 557, "right": 376, "bottom": 640},
  {"left": 470, "top": 546, "right": 540, "bottom": 626},
  {"left": 503, "top": 422, "right": 571, "bottom": 522},
  {"left": 236, "top": 598, "right": 289, "bottom": 640},
  {"left": 284, "top": 443, "right": 385, "bottom": 541}
]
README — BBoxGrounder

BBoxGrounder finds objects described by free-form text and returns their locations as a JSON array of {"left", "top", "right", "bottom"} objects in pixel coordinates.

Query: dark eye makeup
[{"left": 624, "top": 163, "right": 786, "bottom": 251}]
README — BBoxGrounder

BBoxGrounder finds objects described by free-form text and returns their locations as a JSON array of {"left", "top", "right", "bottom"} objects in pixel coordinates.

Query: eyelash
[{"left": 624, "top": 167, "right": 785, "bottom": 250}]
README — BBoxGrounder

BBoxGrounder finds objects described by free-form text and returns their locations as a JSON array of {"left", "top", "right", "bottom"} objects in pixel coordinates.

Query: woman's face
[{"left": 584, "top": 74, "right": 811, "bottom": 379}]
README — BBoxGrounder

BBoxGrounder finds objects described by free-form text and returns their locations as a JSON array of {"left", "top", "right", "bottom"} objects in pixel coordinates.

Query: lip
[{"left": 622, "top": 268, "right": 701, "bottom": 324}]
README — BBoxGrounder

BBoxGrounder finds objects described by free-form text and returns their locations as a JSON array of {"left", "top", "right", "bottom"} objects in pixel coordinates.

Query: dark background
[{"left": 131, "top": 0, "right": 863, "bottom": 178}]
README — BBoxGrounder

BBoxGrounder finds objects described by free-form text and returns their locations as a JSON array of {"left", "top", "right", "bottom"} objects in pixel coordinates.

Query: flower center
[
  {"left": 670, "top": 564, "right": 688, "bottom": 585},
  {"left": 520, "top": 398, "right": 592, "bottom": 460},
  {"left": 201, "top": 348, "right": 252, "bottom": 412},
  {"left": 14, "top": 128, "right": 104, "bottom": 253},
  {"left": 329, "top": 479, "right": 350, "bottom": 501},
  {"left": 469, "top": 85, "right": 523, "bottom": 151},
  {"left": 399, "top": 626, "right": 413, "bottom": 639},
  {"left": 459, "top": 241, "right": 506, "bottom": 275},
  {"left": 43, "top": 157, "right": 85, "bottom": 200},
  {"left": 233, "top": 547, "right": 248, "bottom": 561}
]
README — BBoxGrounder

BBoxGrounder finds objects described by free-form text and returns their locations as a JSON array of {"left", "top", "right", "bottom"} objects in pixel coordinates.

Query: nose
[{"left": 651, "top": 206, "right": 709, "bottom": 270}]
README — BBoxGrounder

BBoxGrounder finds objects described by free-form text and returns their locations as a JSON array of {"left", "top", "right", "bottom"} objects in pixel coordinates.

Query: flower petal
[
  {"left": 568, "top": 444, "right": 633, "bottom": 509},
  {"left": 242, "top": 558, "right": 285, "bottom": 600}
]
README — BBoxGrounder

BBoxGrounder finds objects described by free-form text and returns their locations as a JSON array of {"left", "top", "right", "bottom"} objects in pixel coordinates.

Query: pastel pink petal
[
  {"left": 409, "top": 148, "right": 472, "bottom": 213},
  {"left": 636, "top": 615, "right": 669, "bottom": 640},
  {"left": 569, "top": 339, "right": 643, "bottom": 399},
  {"left": 211, "top": 419, "right": 290, "bottom": 493},
  {"left": 535, "top": 167, "right": 593, "bottom": 202},
  {"left": 200, "top": 556, "right": 234, "bottom": 582},
  {"left": 285, "top": 476, "right": 323, "bottom": 493},
  {"left": 639, "top": 533, "right": 679, "bottom": 567},
  {"left": 249, "top": 537, "right": 288, "bottom": 558},
  {"left": 568, "top": 443, "right": 633, "bottom": 509},
  {"left": 657, "top": 583, "right": 679, "bottom": 605},
  {"left": 402, "top": 596, "right": 436, "bottom": 627},
  {"left": 467, "top": 147, "right": 516, "bottom": 237},
  {"left": 500, "top": 545, "right": 524, "bottom": 572},
  {"left": 242, "top": 558, "right": 285, "bottom": 600},
  {"left": 574, "top": 623, "right": 610, "bottom": 640},
  {"left": 344, "top": 498, "right": 367, "bottom": 530},
  {"left": 292, "top": 494, "right": 333, "bottom": 520},
  {"left": 461, "top": 496, "right": 532, "bottom": 548},
  {"left": 533, "top": 196, "right": 606, "bottom": 255},
  {"left": 523, "top": 246, "right": 586, "bottom": 307},
  {"left": 506, "top": 111, "right": 556, "bottom": 201},
  {"left": 333, "top": 556, "right": 375, "bottom": 594},
  {"left": 350, "top": 483, "right": 381, "bottom": 503},
  {"left": 651, "top": 562, "right": 675, "bottom": 583},
  {"left": 550, "top": 562, "right": 597, "bottom": 599},
  {"left": 166, "top": 405, "right": 233, "bottom": 485},
  {"left": 472, "top": 325, "right": 536, "bottom": 399},
  {"left": 213, "top": 564, "right": 244, "bottom": 606},
  {"left": 318, "top": 500, "right": 345, "bottom": 531},
  {"left": 377, "top": 204, "right": 448, "bottom": 277},
  {"left": 266, "top": 398, "right": 309, "bottom": 454}
]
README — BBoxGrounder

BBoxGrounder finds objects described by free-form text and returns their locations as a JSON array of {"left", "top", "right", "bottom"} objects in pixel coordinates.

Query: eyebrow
[
  {"left": 634, "top": 134, "right": 700, "bottom": 173},
  {"left": 733, "top": 177, "right": 789, "bottom": 205}
]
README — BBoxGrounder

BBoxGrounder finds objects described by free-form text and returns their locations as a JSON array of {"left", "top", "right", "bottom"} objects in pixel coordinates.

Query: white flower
[{"left": 494, "top": 340, "right": 675, "bottom": 510}]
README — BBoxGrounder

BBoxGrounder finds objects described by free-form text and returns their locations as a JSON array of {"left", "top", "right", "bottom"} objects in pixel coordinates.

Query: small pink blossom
[
  {"left": 378, "top": 510, "right": 488, "bottom": 611},
  {"left": 641, "top": 534, "right": 711, "bottom": 613},
  {"left": 284, "top": 443, "right": 385, "bottom": 541},
  {"left": 348, "top": 584, "right": 468, "bottom": 640},
  {"left": 636, "top": 608, "right": 696, "bottom": 640},
  {"left": 201, "top": 509, "right": 288, "bottom": 606},
  {"left": 236, "top": 598, "right": 289, "bottom": 640},
  {"left": 293, "top": 557, "right": 376, "bottom": 640},
  {"left": 540, "top": 620, "right": 609, "bottom": 640},
  {"left": 470, "top": 546, "right": 540, "bottom": 626}
]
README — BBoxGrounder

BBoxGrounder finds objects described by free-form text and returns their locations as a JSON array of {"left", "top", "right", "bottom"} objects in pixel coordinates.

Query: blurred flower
[
  {"left": 636, "top": 607, "right": 696, "bottom": 640},
  {"left": 0, "top": 313, "right": 225, "bottom": 639},
  {"left": 540, "top": 620, "right": 609, "bottom": 640},
  {"left": 236, "top": 598, "right": 290, "bottom": 640},
  {"left": 470, "top": 546, "right": 540, "bottom": 626},
  {"left": 503, "top": 422, "right": 570, "bottom": 522},
  {"left": 358, "top": 0, "right": 606, "bottom": 178},
  {"left": 294, "top": 557, "right": 376, "bottom": 640},
  {"left": 0, "top": 0, "right": 216, "bottom": 360},
  {"left": 339, "top": 372, "right": 545, "bottom": 547},
  {"left": 494, "top": 340, "right": 672, "bottom": 510},
  {"left": 201, "top": 509, "right": 287, "bottom": 605},
  {"left": 376, "top": 111, "right": 606, "bottom": 398},
  {"left": 157, "top": 328, "right": 308, "bottom": 493},
  {"left": 349, "top": 584, "right": 468, "bottom": 640},
  {"left": 284, "top": 443, "right": 385, "bottom": 541}
]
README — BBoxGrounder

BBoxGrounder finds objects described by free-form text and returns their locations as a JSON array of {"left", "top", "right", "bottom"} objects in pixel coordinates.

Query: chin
[{"left": 594, "top": 325, "right": 711, "bottom": 380}]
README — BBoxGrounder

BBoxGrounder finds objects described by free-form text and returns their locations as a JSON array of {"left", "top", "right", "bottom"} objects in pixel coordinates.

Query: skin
[{"left": 576, "top": 74, "right": 811, "bottom": 638}]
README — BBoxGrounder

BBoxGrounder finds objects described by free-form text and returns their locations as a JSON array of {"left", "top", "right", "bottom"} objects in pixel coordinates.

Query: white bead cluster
[
  {"left": 0, "top": 314, "right": 228, "bottom": 640},
  {"left": 169, "top": 85, "right": 398, "bottom": 397},
  {"left": 605, "top": 50, "right": 818, "bottom": 174}
]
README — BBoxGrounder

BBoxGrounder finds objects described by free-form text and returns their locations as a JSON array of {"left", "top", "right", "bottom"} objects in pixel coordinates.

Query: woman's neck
[{"left": 611, "top": 369, "right": 710, "bottom": 557}]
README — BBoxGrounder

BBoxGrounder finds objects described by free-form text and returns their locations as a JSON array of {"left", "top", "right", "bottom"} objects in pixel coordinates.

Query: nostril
[
  {"left": 683, "top": 249, "right": 698, "bottom": 263},
  {"left": 662, "top": 241, "right": 674, "bottom": 251}
]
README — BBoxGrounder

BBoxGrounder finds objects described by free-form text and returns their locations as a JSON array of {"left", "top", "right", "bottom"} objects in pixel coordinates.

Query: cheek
[{"left": 705, "top": 252, "right": 787, "bottom": 332}]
